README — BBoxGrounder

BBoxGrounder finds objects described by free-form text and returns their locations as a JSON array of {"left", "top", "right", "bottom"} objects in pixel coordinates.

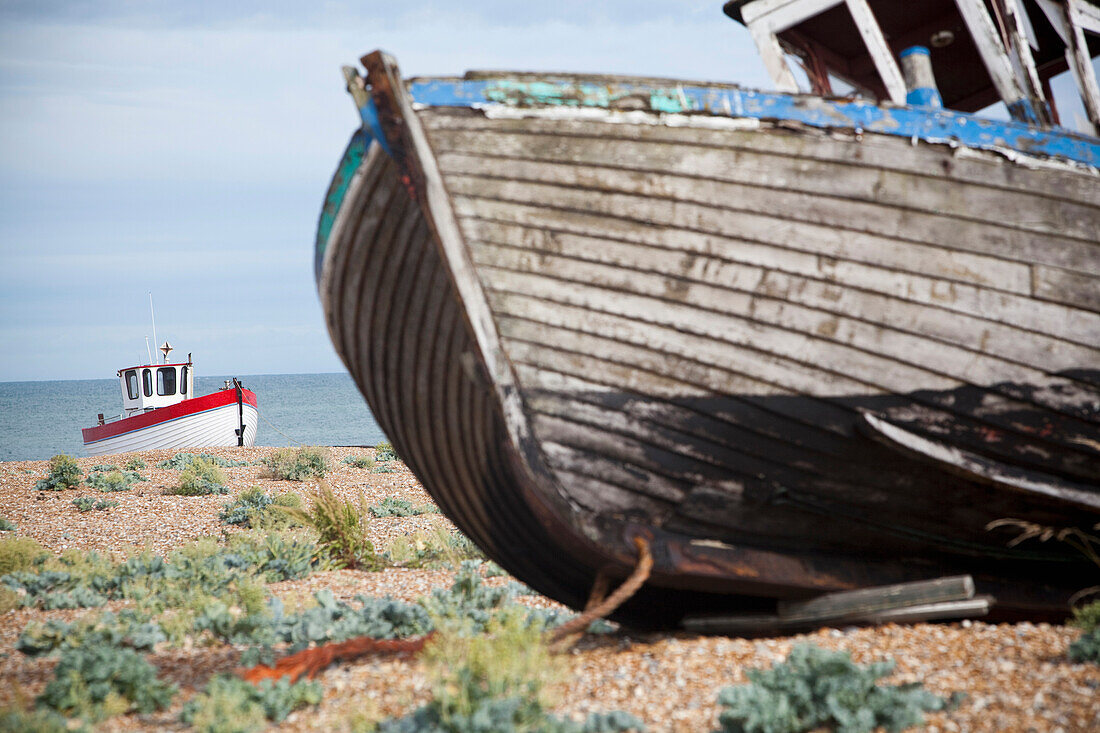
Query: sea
[{"left": 0, "top": 373, "right": 385, "bottom": 461}]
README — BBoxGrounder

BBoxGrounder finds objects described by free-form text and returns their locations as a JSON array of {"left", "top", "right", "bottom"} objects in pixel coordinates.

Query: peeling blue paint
[
  {"left": 315, "top": 129, "right": 368, "bottom": 286},
  {"left": 356, "top": 92, "right": 392, "bottom": 157},
  {"left": 405, "top": 78, "right": 1100, "bottom": 168}
]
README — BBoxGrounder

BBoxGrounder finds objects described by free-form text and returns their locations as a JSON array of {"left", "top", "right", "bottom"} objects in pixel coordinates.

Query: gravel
[{"left": 1, "top": 447, "right": 1097, "bottom": 731}]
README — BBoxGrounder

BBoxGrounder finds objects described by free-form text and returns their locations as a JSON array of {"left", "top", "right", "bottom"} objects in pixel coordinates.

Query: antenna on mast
[
  {"left": 145, "top": 336, "right": 152, "bottom": 364},
  {"left": 148, "top": 292, "right": 158, "bottom": 363}
]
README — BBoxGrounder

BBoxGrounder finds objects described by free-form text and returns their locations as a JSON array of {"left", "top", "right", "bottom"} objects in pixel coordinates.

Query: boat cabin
[
  {"left": 117, "top": 359, "right": 193, "bottom": 416},
  {"left": 725, "top": 0, "right": 1100, "bottom": 133}
]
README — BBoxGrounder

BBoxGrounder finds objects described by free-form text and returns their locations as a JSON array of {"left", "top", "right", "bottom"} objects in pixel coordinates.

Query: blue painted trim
[
  {"left": 404, "top": 78, "right": 1100, "bottom": 168},
  {"left": 83, "top": 403, "right": 244, "bottom": 445},
  {"left": 900, "top": 46, "right": 930, "bottom": 59},
  {"left": 906, "top": 87, "right": 943, "bottom": 109},
  {"left": 358, "top": 92, "right": 392, "bottom": 157},
  {"left": 315, "top": 130, "right": 368, "bottom": 284}
]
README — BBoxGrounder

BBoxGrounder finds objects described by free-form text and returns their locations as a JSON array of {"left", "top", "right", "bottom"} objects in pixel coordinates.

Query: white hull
[{"left": 83, "top": 403, "right": 258, "bottom": 456}]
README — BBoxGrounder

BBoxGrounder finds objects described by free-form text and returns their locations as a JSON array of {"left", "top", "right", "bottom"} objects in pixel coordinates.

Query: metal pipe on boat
[{"left": 900, "top": 46, "right": 943, "bottom": 108}]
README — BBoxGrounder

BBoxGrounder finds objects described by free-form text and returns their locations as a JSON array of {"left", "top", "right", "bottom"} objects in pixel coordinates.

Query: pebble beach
[{"left": 1, "top": 446, "right": 1097, "bottom": 732}]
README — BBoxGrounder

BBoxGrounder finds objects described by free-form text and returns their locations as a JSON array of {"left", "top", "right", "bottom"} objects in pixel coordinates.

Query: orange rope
[
  {"left": 238, "top": 633, "right": 434, "bottom": 684},
  {"left": 548, "top": 537, "right": 652, "bottom": 646}
]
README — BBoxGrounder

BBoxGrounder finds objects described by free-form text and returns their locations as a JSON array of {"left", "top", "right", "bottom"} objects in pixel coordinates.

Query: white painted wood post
[
  {"left": 1002, "top": 0, "right": 1051, "bottom": 121},
  {"left": 844, "top": 0, "right": 907, "bottom": 104},
  {"left": 1066, "top": 0, "right": 1100, "bottom": 132},
  {"left": 954, "top": 0, "right": 1034, "bottom": 120},
  {"left": 748, "top": 24, "right": 802, "bottom": 93}
]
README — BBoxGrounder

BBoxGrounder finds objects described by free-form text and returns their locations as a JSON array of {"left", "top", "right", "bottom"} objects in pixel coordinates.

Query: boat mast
[{"left": 148, "top": 292, "right": 158, "bottom": 363}]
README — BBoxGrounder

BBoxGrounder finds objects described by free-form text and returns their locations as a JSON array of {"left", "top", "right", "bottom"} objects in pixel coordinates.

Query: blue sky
[{"left": 0, "top": 1, "right": 767, "bottom": 381}]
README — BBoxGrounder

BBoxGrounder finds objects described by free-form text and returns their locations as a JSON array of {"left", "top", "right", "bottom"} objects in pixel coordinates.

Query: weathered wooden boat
[
  {"left": 316, "top": 0, "right": 1100, "bottom": 628},
  {"left": 82, "top": 346, "right": 257, "bottom": 456}
]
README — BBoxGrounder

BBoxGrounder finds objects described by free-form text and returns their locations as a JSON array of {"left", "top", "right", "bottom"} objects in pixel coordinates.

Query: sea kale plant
[
  {"left": 376, "top": 606, "right": 643, "bottom": 733},
  {"left": 35, "top": 454, "right": 82, "bottom": 491},
  {"left": 36, "top": 644, "right": 177, "bottom": 721},
  {"left": 1069, "top": 600, "right": 1100, "bottom": 663},
  {"left": 72, "top": 497, "right": 118, "bottom": 512},
  {"left": 262, "top": 446, "right": 331, "bottom": 481},
  {"left": 370, "top": 496, "right": 438, "bottom": 518},
  {"left": 375, "top": 440, "right": 398, "bottom": 462},
  {"left": 713, "top": 644, "right": 959, "bottom": 733},
  {"left": 180, "top": 675, "right": 323, "bottom": 731},
  {"left": 158, "top": 452, "right": 248, "bottom": 470},
  {"left": 85, "top": 468, "right": 145, "bottom": 492},
  {"left": 171, "top": 458, "right": 229, "bottom": 496},
  {"left": 219, "top": 487, "right": 302, "bottom": 529},
  {"left": 342, "top": 455, "right": 375, "bottom": 469}
]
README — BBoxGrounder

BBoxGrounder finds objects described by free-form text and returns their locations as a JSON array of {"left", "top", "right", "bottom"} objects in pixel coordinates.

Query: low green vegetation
[
  {"left": 0, "top": 535, "right": 48, "bottom": 576},
  {"left": 90, "top": 463, "right": 119, "bottom": 472},
  {"left": 341, "top": 455, "right": 375, "bottom": 469},
  {"left": 1069, "top": 600, "right": 1100, "bottom": 663},
  {"left": 281, "top": 482, "right": 374, "bottom": 569},
  {"left": 72, "top": 497, "right": 118, "bottom": 512},
  {"left": 171, "top": 459, "right": 229, "bottom": 496},
  {"left": 85, "top": 469, "right": 145, "bottom": 492},
  {"left": 370, "top": 496, "right": 438, "bottom": 518},
  {"left": 35, "top": 454, "right": 82, "bottom": 491},
  {"left": 0, "top": 516, "right": 15, "bottom": 531},
  {"left": 218, "top": 487, "right": 302, "bottom": 529},
  {"left": 373, "top": 465, "right": 397, "bottom": 474},
  {"left": 382, "top": 528, "right": 485, "bottom": 570},
  {"left": 377, "top": 605, "right": 642, "bottom": 732},
  {"left": 180, "top": 675, "right": 323, "bottom": 732},
  {"left": 375, "top": 440, "right": 397, "bottom": 462},
  {"left": 262, "top": 446, "right": 330, "bottom": 481},
  {"left": 158, "top": 453, "right": 248, "bottom": 470},
  {"left": 124, "top": 457, "right": 146, "bottom": 471},
  {"left": 713, "top": 644, "right": 960, "bottom": 733},
  {"left": 37, "top": 644, "right": 177, "bottom": 721},
  {"left": 0, "top": 703, "right": 73, "bottom": 733}
]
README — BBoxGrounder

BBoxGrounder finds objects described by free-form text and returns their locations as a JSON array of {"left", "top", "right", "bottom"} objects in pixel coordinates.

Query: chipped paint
[
  {"left": 404, "top": 77, "right": 1100, "bottom": 168},
  {"left": 315, "top": 129, "right": 368, "bottom": 284}
]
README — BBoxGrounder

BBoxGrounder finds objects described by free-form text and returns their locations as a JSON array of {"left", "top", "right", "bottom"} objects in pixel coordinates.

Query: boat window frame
[
  {"left": 180, "top": 366, "right": 189, "bottom": 395},
  {"left": 157, "top": 366, "right": 177, "bottom": 396},
  {"left": 125, "top": 370, "right": 139, "bottom": 401},
  {"left": 142, "top": 368, "right": 153, "bottom": 397}
]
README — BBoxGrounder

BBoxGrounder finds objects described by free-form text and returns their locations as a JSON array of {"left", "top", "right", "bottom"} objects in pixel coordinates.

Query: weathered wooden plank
[
  {"left": 682, "top": 597, "right": 992, "bottom": 634},
  {"left": 451, "top": 191, "right": 1100, "bottom": 346},
  {"left": 492, "top": 293, "right": 881, "bottom": 403},
  {"left": 420, "top": 110, "right": 1100, "bottom": 207},
  {"left": 494, "top": 299, "right": 1100, "bottom": 481},
  {"left": 440, "top": 161, "right": 1100, "bottom": 277},
  {"left": 1033, "top": 264, "right": 1100, "bottom": 312},
  {"left": 486, "top": 271, "right": 949, "bottom": 395},
  {"left": 474, "top": 243, "right": 1076, "bottom": 407},
  {"left": 430, "top": 130, "right": 1100, "bottom": 243},
  {"left": 776, "top": 575, "right": 975, "bottom": 618},
  {"left": 464, "top": 220, "right": 1100, "bottom": 374}
]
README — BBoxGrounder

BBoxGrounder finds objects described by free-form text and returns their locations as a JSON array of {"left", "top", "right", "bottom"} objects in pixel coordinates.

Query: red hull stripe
[{"left": 82, "top": 389, "right": 258, "bottom": 444}]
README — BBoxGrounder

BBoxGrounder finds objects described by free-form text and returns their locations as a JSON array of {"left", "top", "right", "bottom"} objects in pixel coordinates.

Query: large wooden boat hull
[
  {"left": 317, "top": 53, "right": 1100, "bottom": 627},
  {"left": 82, "top": 388, "right": 258, "bottom": 456}
]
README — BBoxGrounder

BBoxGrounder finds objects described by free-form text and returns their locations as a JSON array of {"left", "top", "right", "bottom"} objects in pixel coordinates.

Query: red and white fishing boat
[{"left": 81, "top": 344, "right": 258, "bottom": 456}]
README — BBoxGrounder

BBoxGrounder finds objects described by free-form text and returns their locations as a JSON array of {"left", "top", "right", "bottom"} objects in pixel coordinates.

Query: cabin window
[
  {"left": 125, "top": 370, "right": 139, "bottom": 400},
  {"left": 143, "top": 369, "right": 152, "bottom": 397},
  {"left": 157, "top": 367, "right": 177, "bottom": 396},
  {"left": 180, "top": 366, "right": 188, "bottom": 395}
]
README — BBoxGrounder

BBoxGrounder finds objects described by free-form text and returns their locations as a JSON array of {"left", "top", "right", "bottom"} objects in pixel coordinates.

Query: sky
[
  {"left": 0, "top": 3, "right": 1094, "bottom": 382},
  {"left": 0, "top": 1, "right": 768, "bottom": 381}
]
